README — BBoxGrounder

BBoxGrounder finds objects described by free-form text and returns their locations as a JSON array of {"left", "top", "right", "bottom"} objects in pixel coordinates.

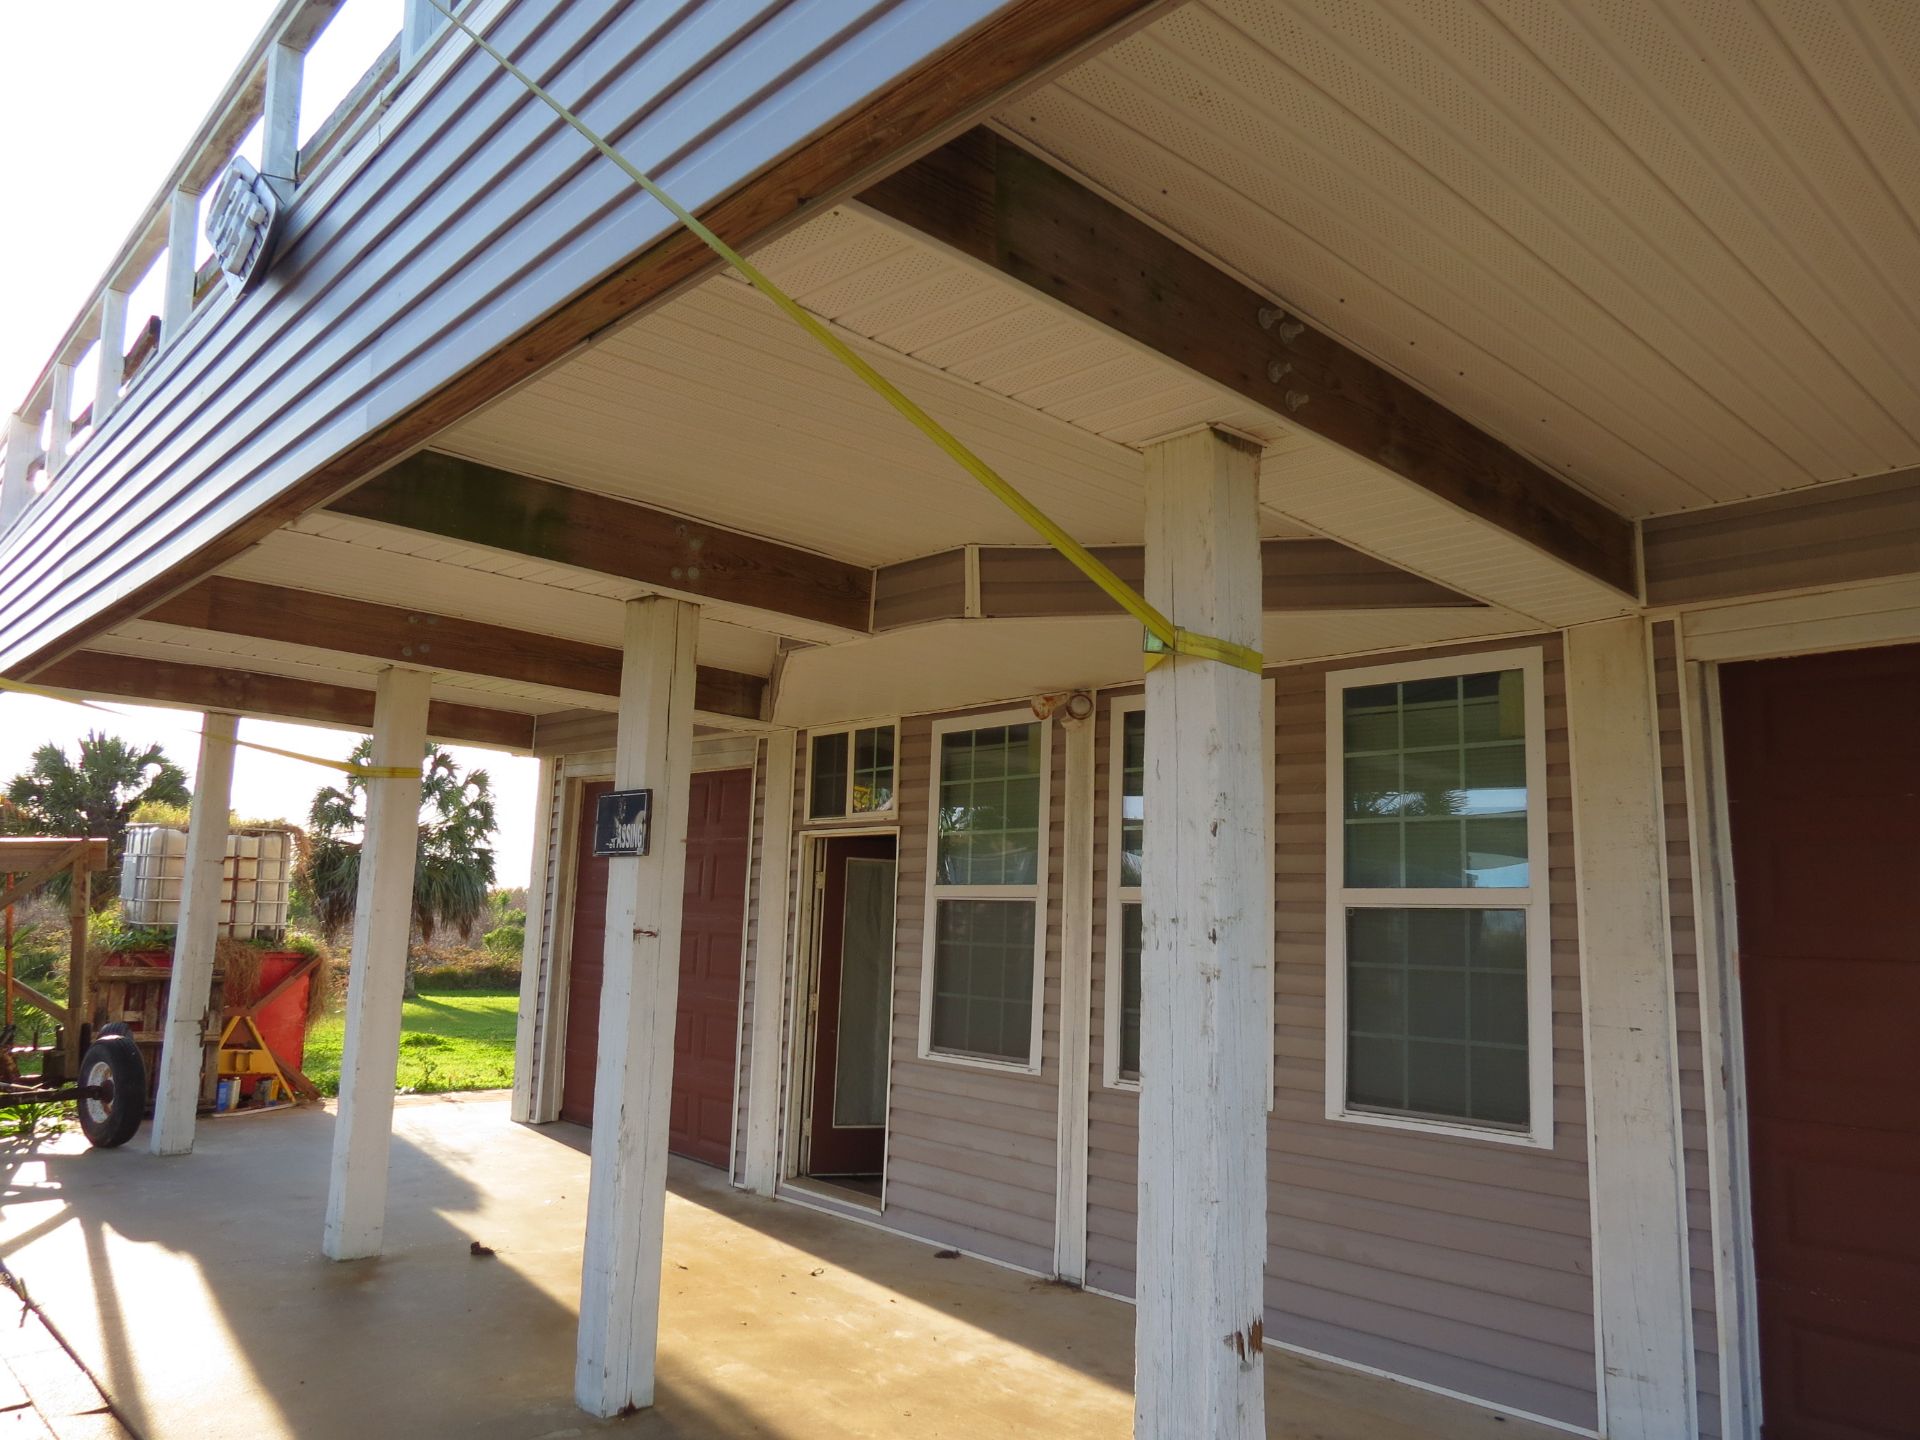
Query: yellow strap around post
[
  {"left": 426, "top": 0, "right": 1262, "bottom": 676},
  {"left": 0, "top": 674, "right": 420, "bottom": 780}
]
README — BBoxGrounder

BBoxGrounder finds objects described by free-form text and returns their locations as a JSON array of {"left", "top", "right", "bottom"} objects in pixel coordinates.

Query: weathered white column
[
  {"left": 45, "top": 365, "right": 74, "bottom": 476},
  {"left": 0, "top": 414, "right": 38, "bottom": 531},
  {"left": 262, "top": 40, "right": 304, "bottom": 193},
  {"left": 162, "top": 189, "right": 200, "bottom": 345},
  {"left": 576, "top": 597, "right": 699, "bottom": 1416},
  {"left": 1566, "top": 618, "right": 1696, "bottom": 1437},
  {"left": 94, "top": 288, "right": 129, "bottom": 427},
  {"left": 1053, "top": 710, "right": 1095, "bottom": 1283},
  {"left": 741, "top": 728, "right": 795, "bottom": 1196},
  {"left": 1136, "top": 427, "right": 1267, "bottom": 1439},
  {"left": 149, "top": 712, "right": 239, "bottom": 1156},
  {"left": 401, "top": 0, "right": 446, "bottom": 65},
  {"left": 322, "top": 666, "right": 430, "bottom": 1261}
]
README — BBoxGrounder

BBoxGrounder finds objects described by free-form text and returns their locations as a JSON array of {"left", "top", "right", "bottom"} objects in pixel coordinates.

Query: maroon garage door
[
  {"left": 558, "top": 769, "right": 752, "bottom": 1169},
  {"left": 1720, "top": 644, "right": 1920, "bottom": 1440}
]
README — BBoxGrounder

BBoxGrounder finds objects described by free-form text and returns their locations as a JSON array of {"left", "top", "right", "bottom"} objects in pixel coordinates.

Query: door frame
[
  {"left": 1673, "top": 590, "right": 1920, "bottom": 1440},
  {"left": 783, "top": 825, "right": 900, "bottom": 1208}
]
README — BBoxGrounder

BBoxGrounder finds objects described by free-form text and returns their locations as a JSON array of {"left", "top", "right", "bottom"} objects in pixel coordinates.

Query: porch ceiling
[{"left": 993, "top": 0, "right": 1920, "bottom": 518}]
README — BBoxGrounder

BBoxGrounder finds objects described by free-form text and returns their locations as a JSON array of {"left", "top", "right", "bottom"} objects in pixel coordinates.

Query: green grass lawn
[{"left": 303, "top": 989, "right": 518, "bottom": 1096}]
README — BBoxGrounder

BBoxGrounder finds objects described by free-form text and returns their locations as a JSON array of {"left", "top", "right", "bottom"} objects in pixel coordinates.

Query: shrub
[{"left": 483, "top": 922, "right": 525, "bottom": 957}]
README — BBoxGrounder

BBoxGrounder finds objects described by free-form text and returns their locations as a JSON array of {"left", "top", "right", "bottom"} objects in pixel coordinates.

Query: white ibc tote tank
[{"left": 118, "top": 824, "right": 293, "bottom": 939}]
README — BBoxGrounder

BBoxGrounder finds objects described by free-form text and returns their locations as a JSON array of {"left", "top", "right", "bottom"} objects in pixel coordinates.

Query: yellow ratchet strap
[
  {"left": 427, "top": 1, "right": 1261, "bottom": 676},
  {"left": 0, "top": 675, "right": 420, "bottom": 780}
]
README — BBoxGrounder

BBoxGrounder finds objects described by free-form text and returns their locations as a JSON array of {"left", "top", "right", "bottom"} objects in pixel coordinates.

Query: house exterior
[{"left": 2, "top": 2, "right": 1915, "bottom": 1438}]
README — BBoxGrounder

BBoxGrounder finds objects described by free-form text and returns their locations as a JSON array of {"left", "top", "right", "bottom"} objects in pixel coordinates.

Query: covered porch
[{"left": 0, "top": 1092, "right": 1550, "bottom": 1440}]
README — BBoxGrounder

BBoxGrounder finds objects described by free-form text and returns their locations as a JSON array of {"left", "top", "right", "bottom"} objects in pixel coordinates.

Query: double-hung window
[
  {"left": 808, "top": 722, "right": 897, "bottom": 821},
  {"left": 1325, "top": 648, "right": 1552, "bottom": 1147},
  {"left": 921, "top": 712, "right": 1051, "bottom": 1070}
]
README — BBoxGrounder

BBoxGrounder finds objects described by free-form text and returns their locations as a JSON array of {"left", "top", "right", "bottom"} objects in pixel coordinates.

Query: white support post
[
  {"left": 150, "top": 712, "right": 238, "bottom": 1156},
  {"left": 262, "top": 40, "right": 303, "bottom": 191},
  {"left": 741, "top": 729, "right": 795, "bottom": 1196},
  {"left": 45, "top": 365, "right": 73, "bottom": 476},
  {"left": 94, "top": 288, "right": 128, "bottom": 427},
  {"left": 1566, "top": 617, "right": 1696, "bottom": 1439},
  {"left": 1, "top": 413, "right": 38, "bottom": 531},
  {"left": 400, "top": 0, "right": 445, "bottom": 65},
  {"left": 162, "top": 188, "right": 200, "bottom": 345},
  {"left": 510, "top": 756, "right": 558, "bottom": 1124},
  {"left": 322, "top": 666, "right": 430, "bottom": 1261},
  {"left": 1054, "top": 713, "right": 1095, "bottom": 1283},
  {"left": 577, "top": 597, "right": 699, "bottom": 1417},
  {"left": 1136, "top": 428, "right": 1268, "bottom": 1439}
]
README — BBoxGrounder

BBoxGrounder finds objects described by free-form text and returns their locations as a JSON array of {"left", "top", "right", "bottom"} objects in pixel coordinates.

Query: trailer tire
[{"left": 77, "top": 1035, "right": 145, "bottom": 1149}]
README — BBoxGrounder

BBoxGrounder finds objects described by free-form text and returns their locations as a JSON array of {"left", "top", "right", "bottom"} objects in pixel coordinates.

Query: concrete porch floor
[{"left": 0, "top": 1095, "right": 1559, "bottom": 1440}]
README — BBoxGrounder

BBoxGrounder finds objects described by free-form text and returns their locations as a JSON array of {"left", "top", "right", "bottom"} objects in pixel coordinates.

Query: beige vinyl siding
[
  {"left": 732, "top": 741, "right": 768, "bottom": 1186},
  {"left": 526, "top": 761, "right": 568, "bottom": 1118},
  {"left": 872, "top": 550, "right": 966, "bottom": 629},
  {"left": 881, "top": 708, "right": 1062, "bottom": 1273},
  {"left": 1651, "top": 620, "right": 1722, "bottom": 1436},
  {"left": 1081, "top": 638, "right": 1598, "bottom": 1432},
  {"left": 1643, "top": 466, "right": 1920, "bottom": 605}
]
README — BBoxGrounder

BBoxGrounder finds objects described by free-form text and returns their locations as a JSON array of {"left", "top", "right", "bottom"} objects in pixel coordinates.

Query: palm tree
[
  {"left": 2, "top": 732, "right": 191, "bottom": 907},
  {"left": 298, "top": 743, "right": 498, "bottom": 987}
]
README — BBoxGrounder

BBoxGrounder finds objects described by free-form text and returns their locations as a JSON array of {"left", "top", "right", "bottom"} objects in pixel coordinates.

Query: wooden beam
[
  {"left": 325, "top": 454, "right": 871, "bottom": 634},
  {"left": 33, "top": 651, "right": 534, "bottom": 749},
  {"left": 0, "top": 840, "right": 108, "bottom": 905},
  {"left": 19, "top": 0, "right": 1168, "bottom": 681},
  {"left": 860, "top": 129, "right": 1636, "bottom": 596},
  {"left": 146, "top": 575, "right": 766, "bottom": 720}
]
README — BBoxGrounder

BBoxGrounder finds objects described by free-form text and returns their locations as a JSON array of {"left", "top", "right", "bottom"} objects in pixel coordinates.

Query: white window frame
[
  {"left": 1323, "top": 646, "right": 1554, "bottom": 1149},
  {"left": 1102, "top": 682, "right": 1276, "bottom": 1093},
  {"left": 918, "top": 707, "right": 1052, "bottom": 1075},
  {"left": 804, "top": 718, "right": 901, "bottom": 824}
]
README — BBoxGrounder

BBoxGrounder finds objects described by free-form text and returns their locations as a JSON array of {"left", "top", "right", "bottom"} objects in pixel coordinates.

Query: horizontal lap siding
[
  {"left": 1653, "top": 621, "right": 1722, "bottom": 1436},
  {"left": 0, "top": 0, "right": 1011, "bottom": 670},
  {"left": 1082, "top": 640, "right": 1599, "bottom": 1432},
  {"left": 528, "top": 762, "right": 568, "bottom": 1116},
  {"left": 882, "top": 709, "right": 1062, "bottom": 1273}
]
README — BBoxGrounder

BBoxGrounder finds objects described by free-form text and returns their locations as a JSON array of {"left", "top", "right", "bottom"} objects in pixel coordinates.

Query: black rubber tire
[
  {"left": 77, "top": 1034, "right": 145, "bottom": 1149},
  {"left": 97, "top": 1022, "right": 132, "bottom": 1039}
]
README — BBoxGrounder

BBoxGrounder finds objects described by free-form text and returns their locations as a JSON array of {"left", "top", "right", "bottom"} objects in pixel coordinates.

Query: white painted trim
[
  {"left": 1102, "top": 693, "right": 1145, "bottom": 1090},
  {"left": 1676, "top": 574, "right": 1920, "bottom": 663},
  {"left": 1681, "top": 651, "right": 1763, "bottom": 1440},
  {"left": 742, "top": 732, "right": 797, "bottom": 1195},
  {"left": 534, "top": 775, "right": 586, "bottom": 1125},
  {"left": 1321, "top": 645, "right": 1553, "bottom": 1149},
  {"left": 917, "top": 707, "right": 1053, "bottom": 1075},
  {"left": 511, "top": 755, "right": 558, "bottom": 1125},
  {"left": 1565, "top": 618, "right": 1696, "bottom": 1440},
  {"left": 1053, "top": 714, "right": 1095, "bottom": 1283},
  {"left": 726, "top": 741, "right": 763, "bottom": 1185},
  {"left": 801, "top": 717, "right": 901, "bottom": 824}
]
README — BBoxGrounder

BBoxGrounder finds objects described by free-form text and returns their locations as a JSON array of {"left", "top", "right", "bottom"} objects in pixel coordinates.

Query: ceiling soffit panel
[{"left": 993, "top": 0, "right": 1920, "bottom": 518}]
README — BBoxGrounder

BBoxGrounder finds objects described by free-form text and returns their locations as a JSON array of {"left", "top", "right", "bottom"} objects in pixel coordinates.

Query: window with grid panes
[
  {"left": 927, "top": 720, "right": 1047, "bottom": 1065},
  {"left": 809, "top": 724, "right": 896, "bottom": 820},
  {"left": 1333, "top": 663, "right": 1541, "bottom": 1133}
]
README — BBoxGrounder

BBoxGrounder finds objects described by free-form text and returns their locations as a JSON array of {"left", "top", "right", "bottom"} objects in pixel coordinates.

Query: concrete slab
[{"left": 0, "top": 1095, "right": 1562, "bottom": 1439}]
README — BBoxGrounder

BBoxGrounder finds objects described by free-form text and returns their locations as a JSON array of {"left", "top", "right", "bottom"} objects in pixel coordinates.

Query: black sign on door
[{"left": 593, "top": 788, "right": 652, "bottom": 857}]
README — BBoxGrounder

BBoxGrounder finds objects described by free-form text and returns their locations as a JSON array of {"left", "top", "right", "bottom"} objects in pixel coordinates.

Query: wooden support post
[
  {"left": 1, "top": 413, "right": 38, "bottom": 531},
  {"left": 46, "top": 365, "right": 74, "bottom": 476},
  {"left": 1136, "top": 428, "right": 1267, "bottom": 1440},
  {"left": 262, "top": 41, "right": 303, "bottom": 190},
  {"left": 741, "top": 729, "right": 795, "bottom": 1195},
  {"left": 64, "top": 857, "right": 92, "bottom": 1075},
  {"left": 1054, "top": 712, "right": 1095, "bottom": 1283},
  {"left": 150, "top": 712, "right": 238, "bottom": 1156},
  {"left": 94, "top": 289, "right": 128, "bottom": 427},
  {"left": 510, "top": 756, "right": 557, "bottom": 1125},
  {"left": 162, "top": 189, "right": 200, "bottom": 345},
  {"left": 576, "top": 596, "right": 699, "bottom": 1417},
  {"left": 322, "top": 666, "right": 430, "bottom": 1261},
  {"left": 1566, "top": 618, "right": 1696, "bottom": 1437},
  {"left": 400, "top": 0, "right": 444, "bottom": 65}
]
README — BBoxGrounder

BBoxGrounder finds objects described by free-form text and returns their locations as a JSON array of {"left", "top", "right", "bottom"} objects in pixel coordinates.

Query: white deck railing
[{"left": 0, "top": 0, "right": 452, "bottom": 540}]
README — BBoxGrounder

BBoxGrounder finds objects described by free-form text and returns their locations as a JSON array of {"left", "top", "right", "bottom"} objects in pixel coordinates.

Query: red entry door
[
  {"left": 1720, "top": 645, "right": 1920, "bottom": 1439},
  {"left": 559, "top": 770, "right": 752, "bottom": 1170},
  {"left": 807, "top": 835, "right": 895, "bottom": 1177}
]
